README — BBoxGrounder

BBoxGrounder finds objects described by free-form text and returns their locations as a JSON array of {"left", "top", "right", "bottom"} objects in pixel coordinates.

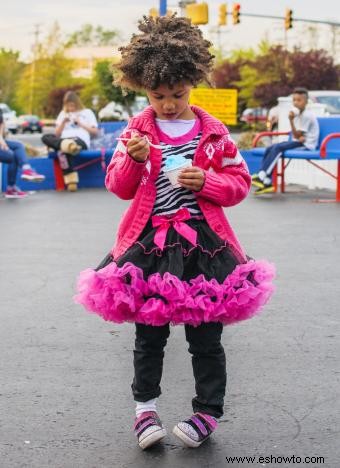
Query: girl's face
[
  {"left": 64, "top": 102, "right": 77, "bottom": 113},
  {"left": 146, "top": 82, "right": 195, "bottom": 120}
]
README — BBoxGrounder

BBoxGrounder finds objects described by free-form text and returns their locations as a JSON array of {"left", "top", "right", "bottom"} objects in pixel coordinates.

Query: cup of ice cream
[{"left": 163, "top": 155, "right": 192, "bottom": 188}]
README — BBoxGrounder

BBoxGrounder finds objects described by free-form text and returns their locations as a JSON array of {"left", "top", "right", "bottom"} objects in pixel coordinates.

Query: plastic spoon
[{"left": 116, "top": 137, "right": 172, "bottom": 150}]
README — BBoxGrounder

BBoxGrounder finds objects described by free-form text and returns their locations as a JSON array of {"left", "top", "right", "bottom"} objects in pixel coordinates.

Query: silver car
[{"left": 0, "top": 103, "right": 19, "bottom": 134}]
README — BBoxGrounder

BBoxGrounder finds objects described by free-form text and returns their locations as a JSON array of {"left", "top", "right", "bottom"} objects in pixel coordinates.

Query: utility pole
[
  {"left": 159, "top": 0, "right": 167, "bottom": 16},
  {"left": 29, "top": 23, "right": 41, "bottom": 114}
]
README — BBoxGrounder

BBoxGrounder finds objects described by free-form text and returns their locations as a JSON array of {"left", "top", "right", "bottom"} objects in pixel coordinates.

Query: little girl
[{"left": 75, "top": 16, "right": 275, "bottom": 450}]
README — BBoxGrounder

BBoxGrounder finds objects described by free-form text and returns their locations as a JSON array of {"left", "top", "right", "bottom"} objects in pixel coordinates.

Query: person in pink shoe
[
  {"left": 0, "top": 107, "right": 45, "bottom": 199},
  {"left": 74, "top": 15, "right": 275, "bottom": 449}
]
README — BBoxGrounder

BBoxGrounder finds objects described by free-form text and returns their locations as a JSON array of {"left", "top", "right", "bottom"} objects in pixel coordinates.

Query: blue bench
[
  {"left": 50, "top": 121, "right": 127, "bottom": 190},
  {"left": 251, "top": 117, "right": 340, "bottom": 202}
]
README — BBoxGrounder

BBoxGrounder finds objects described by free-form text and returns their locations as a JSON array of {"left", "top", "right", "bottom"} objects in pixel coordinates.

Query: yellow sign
[{"left": 189, "top": 88, "right": 238, "bottom": 125}]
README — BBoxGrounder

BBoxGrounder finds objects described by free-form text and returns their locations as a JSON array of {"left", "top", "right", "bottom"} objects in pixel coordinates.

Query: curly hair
[{"left": 115, "top": 15, "right": 214, "bottom": 91}]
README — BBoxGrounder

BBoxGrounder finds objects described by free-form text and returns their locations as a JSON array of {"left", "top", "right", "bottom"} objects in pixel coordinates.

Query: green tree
[
  {"left": 95, "top": 61, "right": 136, "bottom": 115},
  {"left": 0, "top": 49, "right": 24, "bottom": 108},
  {"left": 16, "top": 23, "right": 75, "bottom": 116},
  {"left": 66, "top": 24, "right": 120, "bottom": 47},
  {"left": 213, "top": 42, "right": 340, "bottom": 111}
]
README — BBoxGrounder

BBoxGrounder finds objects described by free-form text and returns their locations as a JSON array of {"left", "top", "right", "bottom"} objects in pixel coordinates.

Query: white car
[
  {"left": 308, "top": 90, "right": 340, "bottom": 115},
  {"left": 98, "top": 97, "right": 149, "bottom": 121},
  {"left": 0, "top": 103, "right": 18, "bottom": 133},
  {"left": 98, "top": 102, "right": 130, "bottom": 121}
]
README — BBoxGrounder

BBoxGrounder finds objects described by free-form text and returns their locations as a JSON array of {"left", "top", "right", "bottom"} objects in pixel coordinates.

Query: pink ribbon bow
[{"left": 151, "top": 208, "right": 197, "bottom": 251}]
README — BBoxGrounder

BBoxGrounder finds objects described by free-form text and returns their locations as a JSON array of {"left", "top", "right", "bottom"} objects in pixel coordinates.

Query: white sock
[
  {"left": 258, "top": 170, "right": 266, "bottom": 181},
  {"left": 135, "top": 398, "right": 158, "bottom": 417},
  {"left": 22, "top": 164, "right": 31, "bottom": 170}
]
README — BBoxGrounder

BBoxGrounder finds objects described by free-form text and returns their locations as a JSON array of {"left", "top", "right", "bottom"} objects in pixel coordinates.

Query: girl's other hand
[
  {"left": 178, "top": 166, "right": 205, "bottom": 192},
  {"left": 127, "top": 132, "right": 150, "bottom": 162}
]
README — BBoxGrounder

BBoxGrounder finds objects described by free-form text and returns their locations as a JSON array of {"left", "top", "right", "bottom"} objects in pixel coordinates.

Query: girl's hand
[
  {"left": 127, "top": 133, "right": 150, "bottom": 162},
  {"left": 74, "top": 118, "right": 83, "bottom": 127},
  {"left": 178, "top": 166, "right": 205, "bottom": 191}
]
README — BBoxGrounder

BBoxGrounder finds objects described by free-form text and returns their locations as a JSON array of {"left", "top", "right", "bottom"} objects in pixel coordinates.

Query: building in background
[{"left": 64, "top": 46, "right": 120, "bottom": 79}]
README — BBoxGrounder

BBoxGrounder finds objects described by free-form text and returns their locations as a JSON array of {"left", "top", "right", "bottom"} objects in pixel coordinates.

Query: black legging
[
  {"left": 131, "top": 321, "right": 227, "bottom": 418},
  {"left": 42, "top": 134, "right": 87, "bottom": 174}
]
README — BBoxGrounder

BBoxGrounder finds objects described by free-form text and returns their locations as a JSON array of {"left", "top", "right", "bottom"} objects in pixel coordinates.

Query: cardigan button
[
  {"left": 204, "top": 202, "right": 212, "bottom": 209},
  {"left": 215, "top": 224, "right": 223, "bottom": 232}
]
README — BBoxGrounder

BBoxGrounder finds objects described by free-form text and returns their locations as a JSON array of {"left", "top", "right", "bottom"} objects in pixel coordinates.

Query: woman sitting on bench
[{"left": 42, "top": 91, "right": 99, "bottom": 191}]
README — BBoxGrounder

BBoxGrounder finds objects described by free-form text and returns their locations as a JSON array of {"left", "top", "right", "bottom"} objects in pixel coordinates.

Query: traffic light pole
[
  {"left": 159, "top": 0, "right": 167, "bottom": 16},
  {"left": 237, "top": 12, "right": 340, "bottom": 27}
]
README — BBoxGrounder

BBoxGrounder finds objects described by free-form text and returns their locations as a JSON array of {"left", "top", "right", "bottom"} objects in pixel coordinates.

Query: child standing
[{"left": 75, "top": 16, "right": 275, "bottom": 450}]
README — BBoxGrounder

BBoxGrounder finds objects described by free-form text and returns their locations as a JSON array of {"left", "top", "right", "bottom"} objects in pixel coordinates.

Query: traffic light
[
  {"left": 218, "top": 4, "right": 227, "bottom": 26},
  {"left": 232, "top": 3, "right": 241, "bottom": 25},
  {"left": 186, "top": 2, "right": 209, "bottom": 25},
  {"left": 285, "top": 8, "right": 293, "bottom": 30},
  {"left": 149, "top": 7, "right": 159, "bottom": 18}
]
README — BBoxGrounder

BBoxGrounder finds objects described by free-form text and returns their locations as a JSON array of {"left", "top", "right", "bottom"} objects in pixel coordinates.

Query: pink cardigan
[{"left": 105, "top": 105, "right": 251, "bottom": 261}]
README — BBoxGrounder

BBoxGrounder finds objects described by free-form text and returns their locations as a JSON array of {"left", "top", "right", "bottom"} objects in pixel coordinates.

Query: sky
[{"left": 0, "top": 0, "right": 339, "bottom": 61}]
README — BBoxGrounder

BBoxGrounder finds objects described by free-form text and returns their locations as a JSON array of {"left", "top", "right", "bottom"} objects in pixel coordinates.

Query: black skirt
[
  {"left": 75, "top": 217, "right": 275, "bottom": 327},
  {"left": 96, "top": 218, "right": 244, "bottom": 282}
]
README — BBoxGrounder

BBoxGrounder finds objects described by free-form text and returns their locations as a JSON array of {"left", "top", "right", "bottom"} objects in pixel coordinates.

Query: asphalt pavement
[
  {"left": 8, "top": 127, "right": 55, "bottom": 150},
  {"left": 0, "top": 187, "right": 339, "bottom": 468}
]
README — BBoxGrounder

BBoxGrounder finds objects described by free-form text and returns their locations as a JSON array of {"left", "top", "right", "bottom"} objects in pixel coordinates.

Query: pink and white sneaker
[
  {"left": 21, "top": 168, "right": 45, "bottom": 182},
  {"left": 173, "top": 412, "right": 218, "bottom": 448},
  {"left": 4, "top": 187, "right": 28, "bottom": 199},
  {"left": 134, "top": 411, "right": 167, "bottom": 450}
]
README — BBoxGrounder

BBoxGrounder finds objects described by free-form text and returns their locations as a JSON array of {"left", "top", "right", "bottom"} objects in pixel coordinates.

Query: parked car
[
  {"left": 98, "top": 102, "right": 130, "bottom": 121},
  {"left": 17, "top": 115, "right": 43, "bottom": 133},
  {"left": 308, "top": 90, "right": 340, "bottom": 115},
  {"left": 130, "top": 96, "right": 149, "bottom": 116},
  {"left": 0, "top": 103, "right": 18, "bottom": 133},
  {"left": 98, "top": 97, "right": 149, "bottom": 121},
  {"left": 240, "top": 107, "right": 268, "bottom": 125}
]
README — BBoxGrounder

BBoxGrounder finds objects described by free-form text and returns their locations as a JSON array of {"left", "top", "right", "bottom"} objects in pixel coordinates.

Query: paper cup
[{"left": 163, "top": 160, "right": 192, "bottom": 188}]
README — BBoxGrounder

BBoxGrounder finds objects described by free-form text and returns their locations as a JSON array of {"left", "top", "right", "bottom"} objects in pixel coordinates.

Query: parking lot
[{"left": 1, "top": 188, "right": 339, "bottom": 467}]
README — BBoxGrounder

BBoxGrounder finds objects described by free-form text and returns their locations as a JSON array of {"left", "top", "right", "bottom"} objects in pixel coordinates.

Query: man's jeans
[
  {"left": 260, "top": 141, "right": 304, "bottom": 182},
  {"left": 0, "top": 140, "right": 29, "bottom": 186}
]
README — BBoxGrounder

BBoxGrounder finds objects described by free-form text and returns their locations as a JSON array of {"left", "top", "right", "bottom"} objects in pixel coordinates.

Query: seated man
[
  {"left": 0, "top": 107, "right": 45, "bottom": 199},
  {"left": 252, "top": 88, "right": 319, "bottom": 195}
]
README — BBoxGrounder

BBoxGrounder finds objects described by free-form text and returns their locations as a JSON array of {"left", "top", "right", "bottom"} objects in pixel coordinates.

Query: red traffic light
[{"left": 232, "top": 3, "right": 241, "bottom": 24}]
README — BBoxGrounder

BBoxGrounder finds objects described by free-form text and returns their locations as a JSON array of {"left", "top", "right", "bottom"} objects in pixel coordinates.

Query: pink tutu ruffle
[{"left": 74, "top": 260, "right": 275, "bottom": 327}]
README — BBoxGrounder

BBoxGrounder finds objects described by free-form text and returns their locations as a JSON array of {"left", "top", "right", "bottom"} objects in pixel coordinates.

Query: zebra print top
[{"left": 152, "top": 133, "right": 203, "bottom": 217}]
